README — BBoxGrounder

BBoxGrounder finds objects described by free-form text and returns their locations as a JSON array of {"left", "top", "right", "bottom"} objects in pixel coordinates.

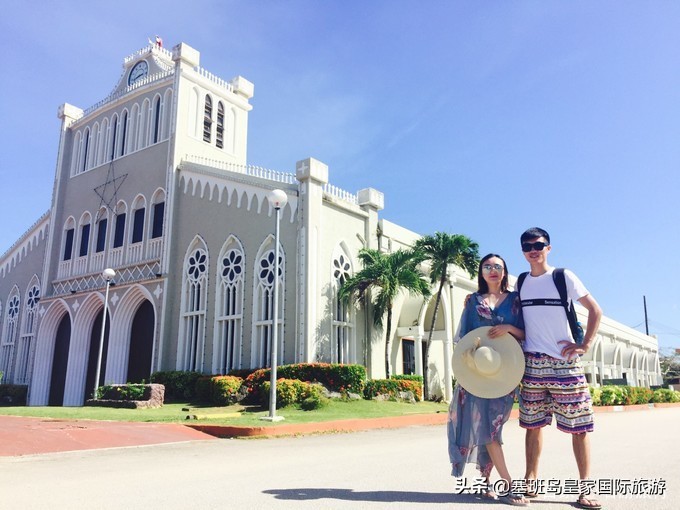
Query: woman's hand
[
  {"left": 488, "top": 324, "right": 525, "bottom": 341},
  {"left": 488, "top": 325, "right": 512, "bottom": 338}
]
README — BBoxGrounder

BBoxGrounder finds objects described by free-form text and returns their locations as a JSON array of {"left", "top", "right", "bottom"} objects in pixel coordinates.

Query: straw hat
[{"left": 452, "top": 326, "right": 525, "bottom": 398}]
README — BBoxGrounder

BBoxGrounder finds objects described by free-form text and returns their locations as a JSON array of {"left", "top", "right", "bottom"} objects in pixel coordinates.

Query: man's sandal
[
  {"left": 576, "top": 495, "right": 602, "bottom": 509},
  {"left": 500, "top": 492, "right": 530, "bottom": 506}
]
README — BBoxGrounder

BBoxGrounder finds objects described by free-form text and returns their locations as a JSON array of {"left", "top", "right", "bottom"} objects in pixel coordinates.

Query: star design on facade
[
  {"left": 153, "top": 284, "right": 163, "bottom": 300},
  {"left": 94, "top": 162, "right": 128, "bottom": 218},
  {"left": 110, "top": 292, "right": 119, "bottom": 307}
]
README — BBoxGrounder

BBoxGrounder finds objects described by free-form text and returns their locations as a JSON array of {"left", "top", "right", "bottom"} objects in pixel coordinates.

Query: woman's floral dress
[{"left": 447, "top": 291, "right": 523, "bottom": 478}]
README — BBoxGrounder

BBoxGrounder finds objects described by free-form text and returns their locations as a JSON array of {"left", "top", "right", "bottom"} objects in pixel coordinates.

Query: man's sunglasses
[{"left": 522, "top": 241, "right": 549, "bottom": 252}]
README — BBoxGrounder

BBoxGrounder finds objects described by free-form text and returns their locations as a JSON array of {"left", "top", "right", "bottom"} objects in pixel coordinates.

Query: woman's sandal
[
  {"left": 481, "top": 488, "right": 498, "bottom": 500},
  {"left": 576, "top": 495, "right": 602, "bottom": 509},
  {"left": 500, "top": 492, "right": 530, "bottom": 506}
]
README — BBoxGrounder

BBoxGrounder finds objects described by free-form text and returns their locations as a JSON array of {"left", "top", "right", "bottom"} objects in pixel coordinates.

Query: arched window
[
  {"left": 331, "top": 250, "right": 354, "bottom": 363},
  {"left": 130, "top": 196, "right": 146, "bottom": 244},
  {"left": 110, "top": 114, "right": 119, "bottom": 161},
  {"left": 150, "top": 189, "right": 165, "bottom": 239},
  {"left": 15, "top": 280, "right": 39, "bottom": 384},
  {"left": 62, "top": 217, "right": 76, "bottom": 261},
  {"left": 216, "top": 102, "right": 225, "bottom": 149},
  {"left": 119, "top": 110, "right": 128, "bottom": 157},
  {"left": 179, "top": 240, "right": 209, "bottom": 371},
  {"left": 96, "top": 120, "right": 107, "bottom": 166},
  {"left": 113, "top": 202, "right": 127, "bottom": 249},
  {"left": 162, "top": 89, "right": 173, "bottom": 140},
  {"left": 252, "top": 240, "right": 285, "bottom": 368},
  {"left": 95, "top": 208, "right": 108, "bottom": 253},
  {"left": 78, "top": 212, "right": 92, "bottom": 257},
  {"left": 129, "top": 103, "right": 140, "bottom": 153},
  {"left": 214, "top": 238, "right": 244, "bottom": 374},
  {"left": 82, "top": 128, "right": 90, "bottom": 172},
  {"left": 71, "top": 131, "right": 82, "bottom": 176},
  {"left": 139, "top": 98, "right": 151, "bottom": 149},
  {"left": 203, "top": 95, "right": 212, "bottom": 143},
  {"left": 152, "top": 95, "right": 162, "bottom": 144},
  {"left": 0, "top": 289, "right": 20, "bottom": 382}
]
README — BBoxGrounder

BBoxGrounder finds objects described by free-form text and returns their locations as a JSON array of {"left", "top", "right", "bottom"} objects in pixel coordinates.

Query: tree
[
  {"left": 414, "top": 232, "right": 479, "bottom": 400},
  {"left": 339, "top": 248, "right": 430, "bottom": 379},
  {"left": 660, "top": 348, "right": 680, "bottom": 385}
]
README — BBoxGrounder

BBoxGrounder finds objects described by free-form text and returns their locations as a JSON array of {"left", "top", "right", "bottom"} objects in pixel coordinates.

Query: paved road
[{"left": 1, "top": 407, "right": 677, "bottom": 509}]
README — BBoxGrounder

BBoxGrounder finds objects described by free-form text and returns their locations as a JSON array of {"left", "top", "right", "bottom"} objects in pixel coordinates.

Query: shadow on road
[{"left": 263, "top": 488, "right": 499, "bottom": 505}]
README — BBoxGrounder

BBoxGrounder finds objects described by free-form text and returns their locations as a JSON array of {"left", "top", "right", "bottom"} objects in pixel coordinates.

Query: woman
[{"left": 447, "top": 253, "right": 529, "bottom": 506}]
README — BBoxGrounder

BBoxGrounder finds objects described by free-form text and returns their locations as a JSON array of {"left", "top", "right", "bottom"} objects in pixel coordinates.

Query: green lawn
[{"left": 0, "top": 399, "right": 450, "bottom": 427}]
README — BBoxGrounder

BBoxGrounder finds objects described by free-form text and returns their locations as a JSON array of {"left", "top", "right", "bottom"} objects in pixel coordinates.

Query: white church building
[{"left": 0, "top": 41, "right": 662, "bottom": 406}]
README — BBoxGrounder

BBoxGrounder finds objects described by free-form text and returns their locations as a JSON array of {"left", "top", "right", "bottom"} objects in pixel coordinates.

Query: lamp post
[
  {"left": 262, "top": 189, "right": 287, "bottom": 422},
  {"left": 93, "top": 268, "right": 115, "bottom": 400}
]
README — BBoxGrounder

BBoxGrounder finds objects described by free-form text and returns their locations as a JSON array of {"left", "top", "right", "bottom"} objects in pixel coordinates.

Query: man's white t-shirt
[{"left": 520, "top": 267, "right": 589, "bottom": 360}]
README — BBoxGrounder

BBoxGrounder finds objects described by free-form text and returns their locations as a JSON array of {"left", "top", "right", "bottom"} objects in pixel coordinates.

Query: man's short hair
[{"left": 521, "top": 227, "right": 550, "bottom": 245}]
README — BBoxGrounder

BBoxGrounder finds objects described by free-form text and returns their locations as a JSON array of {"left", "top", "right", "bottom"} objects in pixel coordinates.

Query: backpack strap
[
  {"left": 516, "top": 272, "right": 529, "bottom": 296},
  {"left": 553, "top": 268, "right": 584, "bottom": 344}
]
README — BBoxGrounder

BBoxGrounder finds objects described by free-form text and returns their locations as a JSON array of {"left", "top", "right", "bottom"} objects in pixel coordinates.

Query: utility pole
[{"left": 643, "top": 295, "right": 649, "bottom": 335}]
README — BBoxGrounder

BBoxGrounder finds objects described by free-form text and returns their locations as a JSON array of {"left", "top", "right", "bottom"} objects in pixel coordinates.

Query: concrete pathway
[{"left": 0, "top": 406, "right": 677, "bottom": 509}]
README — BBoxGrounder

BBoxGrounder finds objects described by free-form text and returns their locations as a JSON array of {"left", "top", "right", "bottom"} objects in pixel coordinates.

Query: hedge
[
  {"left": 261, "top": 378, "right": 327, "bottom": 409},
  {"left": 244, "top": 363, "right": 366, "bottom": 402},
  {"left": 589, "top": 385, "right": 680, "bottom": 406},
  {"left": 150, "top": 371, "right": 203, "bottom": 402},
  {"left": 364, "top": 378, "right": 422, "bottom": 401},
  {"left": 0, "top": 384, "right": 28, "bottom": 406}
]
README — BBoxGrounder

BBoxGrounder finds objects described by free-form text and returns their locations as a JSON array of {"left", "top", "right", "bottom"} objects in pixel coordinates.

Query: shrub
[
  {"left": 0, "top": 384, "right": 28, "bottom": 406},
  {"left": 194, "top": 376, "right": 214, "bottom": 403},
  {"left": 211, "top": 376, "right": 244, "bottom": 405},
  {"left": 300, "top": 392, "right": 330, "bottom": 411},
  {"left": 599, "top": 385, "right": 627, "bottom": 406},
  {"left": 96, "top": 384, "right": 146, "bottom": 401},
  {"left": 244, "top": 363, "right": 367, "bottom": 404},
  {"left": 262, "top": 378, "right": 306, "bottom": 408},
  {"left": 627, "top": 386, "right": 653, "bottom": 405},
  {"left": 151, "top": 371, "right": 203, "bottom": 402},
  {"left": 364, "top": 378, "right": 422, "bottom": 401},
  {"left": 589, "top": 386, "right": 602, "bottom": 406},
  {"left": 652, "top": 388, "right": 680, "bottom": 403},
  {"left": 392, "top": 374, "right": 423, "bottom": 384}
]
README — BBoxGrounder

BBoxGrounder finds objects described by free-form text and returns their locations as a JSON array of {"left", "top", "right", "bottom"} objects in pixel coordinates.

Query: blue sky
[{"left": 1, "top": 1, "right": 679, "bottom": 351}]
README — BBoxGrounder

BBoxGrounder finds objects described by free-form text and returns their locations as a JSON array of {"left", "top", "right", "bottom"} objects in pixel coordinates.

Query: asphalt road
[{"left": 1, "top": 407, "right": 677, "bottom": 510}]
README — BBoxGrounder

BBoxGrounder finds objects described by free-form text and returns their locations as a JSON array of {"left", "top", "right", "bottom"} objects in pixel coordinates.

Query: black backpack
[{"left": 516, "top": 268, "right": 585, "bottom": 345}]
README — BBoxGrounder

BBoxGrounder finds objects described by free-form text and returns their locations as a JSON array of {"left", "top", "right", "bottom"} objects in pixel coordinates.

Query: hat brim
[{"left": 452, "top": 326, "right": 525, "bottom": 399}]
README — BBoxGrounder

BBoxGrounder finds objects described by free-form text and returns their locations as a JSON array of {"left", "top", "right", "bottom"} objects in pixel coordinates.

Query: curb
[{"left": 185, "top": 402, "right": 680, "bottom": 439}]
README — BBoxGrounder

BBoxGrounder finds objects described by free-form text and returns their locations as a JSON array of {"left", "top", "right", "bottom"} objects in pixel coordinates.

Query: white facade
[{"left": 0, "top": 41, "right": 662, "bottom": 405}]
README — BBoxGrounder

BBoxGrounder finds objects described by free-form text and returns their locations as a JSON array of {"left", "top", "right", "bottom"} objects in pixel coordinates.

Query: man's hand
[{"left": 559, "top": 340, "right": 588, "bottom": 359}]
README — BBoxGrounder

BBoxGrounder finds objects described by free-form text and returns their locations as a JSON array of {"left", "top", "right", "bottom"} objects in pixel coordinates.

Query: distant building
[{"left": 0, "top": 41, "right": 662, "bottom": 406}]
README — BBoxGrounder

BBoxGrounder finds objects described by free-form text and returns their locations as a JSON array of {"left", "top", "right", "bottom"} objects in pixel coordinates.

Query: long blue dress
[{"left": 447, "top": 291, "right": 523, "bottom": 478}]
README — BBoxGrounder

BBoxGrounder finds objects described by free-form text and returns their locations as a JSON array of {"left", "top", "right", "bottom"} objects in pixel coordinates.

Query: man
[{"left": 517, "top": 227, "right": 603, "bottom": 510}]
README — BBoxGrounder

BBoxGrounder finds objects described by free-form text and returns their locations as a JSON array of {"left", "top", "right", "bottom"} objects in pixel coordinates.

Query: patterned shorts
[{"left": 519, "top": 352, "right": 594, "bottom": 434}]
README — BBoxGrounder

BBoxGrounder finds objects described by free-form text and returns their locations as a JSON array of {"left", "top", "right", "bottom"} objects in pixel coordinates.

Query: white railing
[
  {"left": 148, "top": 238, "right": 163, "bottom": 260},
  {"left": 124, "top": 43, "right": 173, "bottom": 64},
  {"left": 323, "top": 183, "right": 358, "bottom": 205},
  {"left": 194, "top": 67, "right": 235, "bottom": 93},
  {"left": 90, "top": 252, "right": 105, "bottom": 273},
  {"left": 73, "top": 256, "right": 88, "bottom": 275},
  {"left": 127, "top": 243, "right": 144, "bottom": 264},
  {"left": 183, "top": 155, "right": 297, "bottom": 184},
  {"left": 57, "top": 260, "right": 72, "bottom": 279},
  {"left": 109, "top": 247, "right": 124, "bottom": 268},
  {"left": 80, "top": 70, "right": 174, "bottom": 118}
]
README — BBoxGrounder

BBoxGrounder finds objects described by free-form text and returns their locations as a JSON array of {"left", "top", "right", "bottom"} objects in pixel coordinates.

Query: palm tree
[
  {"left": 339, "top": 248, "right": 430, "bottom": 379},
  {"left": 415, "top": 232, "right": 479, "bottom": 400}
]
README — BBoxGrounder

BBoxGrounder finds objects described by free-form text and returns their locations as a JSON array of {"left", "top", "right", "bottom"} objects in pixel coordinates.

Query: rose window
[
  {"left": 187, "top": 249, "right": 207, "bottom": 281},
  {"left": 221, "top": 250, "right": 243, "bottom": 283}
]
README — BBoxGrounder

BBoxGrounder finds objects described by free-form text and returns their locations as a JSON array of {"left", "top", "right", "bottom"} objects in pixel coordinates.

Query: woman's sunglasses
[{"left": 521, "top": 241, "right": 549, "bottom": 252}]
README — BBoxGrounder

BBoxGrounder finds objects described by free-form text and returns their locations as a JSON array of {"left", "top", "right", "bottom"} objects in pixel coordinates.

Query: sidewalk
[{"left": 2, "top": 402, "right": 678, "bottom": 457}]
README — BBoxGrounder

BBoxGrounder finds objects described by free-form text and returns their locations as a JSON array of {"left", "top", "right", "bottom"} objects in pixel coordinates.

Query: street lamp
[
  {"left": 261, "top": 189, "right": 287, "bottom": 422},
  {"left": 93, "top": 268, "right": 115, "bottom": 400}
]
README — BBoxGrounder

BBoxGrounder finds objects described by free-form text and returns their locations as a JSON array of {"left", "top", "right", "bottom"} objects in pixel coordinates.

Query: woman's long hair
[{"left": 477, "top": 253, "right": 509, "bottom": 294}]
